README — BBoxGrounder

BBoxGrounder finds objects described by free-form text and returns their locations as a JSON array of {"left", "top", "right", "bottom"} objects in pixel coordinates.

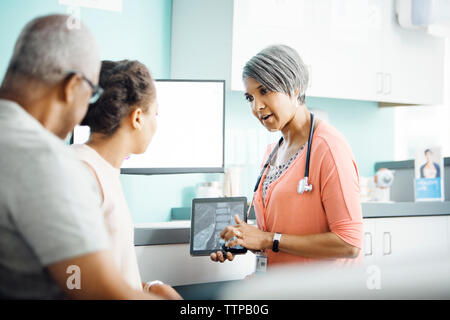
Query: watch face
[
  {"left": 272, "top": 240, "right": 279, "bottom": 252},
  {"left": 272, "top": 233, "right": 281, "bottom": 252}
]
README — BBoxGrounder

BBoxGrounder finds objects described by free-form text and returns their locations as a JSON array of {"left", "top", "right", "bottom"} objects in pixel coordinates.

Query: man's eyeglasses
[{"left": 67, "top": 71, "right": 104, "bottom": 104}]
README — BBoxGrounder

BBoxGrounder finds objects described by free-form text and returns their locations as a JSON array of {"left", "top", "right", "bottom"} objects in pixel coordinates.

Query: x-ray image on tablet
[{"left": 190, "top": 197, "right": 247, "bottom": 256}]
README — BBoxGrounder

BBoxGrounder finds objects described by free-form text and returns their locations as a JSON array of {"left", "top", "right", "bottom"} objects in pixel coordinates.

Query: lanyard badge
[
  {"left": 247, "top": 198, "right": 268, "bottom": 273},
  {"left": 255, "top": 251, "right": 268, "bottom": 273}
]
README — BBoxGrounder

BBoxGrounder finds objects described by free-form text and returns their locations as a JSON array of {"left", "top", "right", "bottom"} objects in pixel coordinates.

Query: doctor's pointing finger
[{"left": 220, "top": 215, "right": 271, "bottom": 251}]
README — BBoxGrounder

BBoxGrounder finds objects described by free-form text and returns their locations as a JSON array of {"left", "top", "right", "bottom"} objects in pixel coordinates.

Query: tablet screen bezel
[{"left": 190, "top": 196, "right": 248, "bottom": 256}]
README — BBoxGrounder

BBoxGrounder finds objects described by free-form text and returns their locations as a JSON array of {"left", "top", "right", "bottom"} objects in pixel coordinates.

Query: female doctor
[{"left": 211, "top": 45, "right": 363, "bottom": 267}]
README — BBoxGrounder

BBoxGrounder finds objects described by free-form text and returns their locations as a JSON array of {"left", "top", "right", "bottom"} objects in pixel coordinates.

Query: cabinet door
[
  {"left": 362, "top": 218, "right": 377, "bottom": 266},
  {"left": 379, "top": 0, "right": 445, "bottom": 105},
  {"left": 374, "top": 216, "right": 449, "bottom": 266},
  {"left": 307, "top": 0, "right": 384, "bottom": 101},
  {"left": 231, "top": 0, "right": 312, "bottom": 91},
  {"left": 231, "top": 0, "right": 445, "bottom": 104},
  {"left": 448, "top": 216, "right": 450, "bottom": 257},
  {"left": 135, "top": 244, "right": 256, "bottom": 286}
]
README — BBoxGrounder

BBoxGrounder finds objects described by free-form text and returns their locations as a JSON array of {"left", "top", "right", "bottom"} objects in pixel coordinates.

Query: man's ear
[
  {"left": 63, "top": 73, "right": 82, "bottom": 104},
  {"left": 130, "top": 107, "right": 144, "bottom": 130}
]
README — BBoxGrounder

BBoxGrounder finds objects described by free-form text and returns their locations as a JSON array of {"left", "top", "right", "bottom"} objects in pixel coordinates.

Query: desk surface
[{"left": 134, "top": 202, "right": 450, "bottom": 246}]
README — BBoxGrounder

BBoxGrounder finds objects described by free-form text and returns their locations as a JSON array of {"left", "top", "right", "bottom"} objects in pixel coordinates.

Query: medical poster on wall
[{"left": 414, "top": 146, "right": 444, "bottom": 201}]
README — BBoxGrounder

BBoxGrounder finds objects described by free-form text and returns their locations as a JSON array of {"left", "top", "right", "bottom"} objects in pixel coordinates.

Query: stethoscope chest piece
[
  {"left": 297, "top": 112, "right": 315, "bottom": 195},
  {"left": 297, "top": 177, "right": 312, "bottom": 194}
]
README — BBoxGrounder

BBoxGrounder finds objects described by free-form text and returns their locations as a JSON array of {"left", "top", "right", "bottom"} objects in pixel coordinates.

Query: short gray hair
[
  {"left": 4, "top": 14, "right": 100, "bottom": 84},
  {"left": 242, "top": 44, "right": 309, "bottom": 104}
]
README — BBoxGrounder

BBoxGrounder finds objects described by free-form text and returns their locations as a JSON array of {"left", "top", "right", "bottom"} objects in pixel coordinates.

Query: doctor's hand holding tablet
[
  {"left": 209, "top": 44, "right": 364, "bottom": 269},
  {"left": 210, "top": 214, "right": 272, "bottom": 263}
]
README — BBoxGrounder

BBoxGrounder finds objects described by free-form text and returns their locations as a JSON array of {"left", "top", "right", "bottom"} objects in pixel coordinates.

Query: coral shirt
[{"left": 253, "top": 121, "right": 363, "bottom": 267}]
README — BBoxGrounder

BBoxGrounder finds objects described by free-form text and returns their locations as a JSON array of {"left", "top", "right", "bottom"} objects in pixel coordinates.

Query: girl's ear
[{"left": 130, "top": 107, "right": 144, "bottom": 130}]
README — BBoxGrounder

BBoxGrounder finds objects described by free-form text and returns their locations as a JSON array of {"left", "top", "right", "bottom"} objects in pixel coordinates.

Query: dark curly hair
[{"left": 81, "top": 60, "right": 155, "bottom": 136}]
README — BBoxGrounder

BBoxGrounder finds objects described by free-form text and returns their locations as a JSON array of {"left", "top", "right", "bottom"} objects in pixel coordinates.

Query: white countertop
[{"left": 135, "top": 219, "right": 257, "bottom": 229}]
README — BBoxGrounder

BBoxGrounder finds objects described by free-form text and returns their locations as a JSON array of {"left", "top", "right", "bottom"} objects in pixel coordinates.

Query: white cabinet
[
  {"left": 379, "top": 0, "right": 445, "bottom": 105},
  {"left": 230, "top": 0, "right": 313, "bottom": 92},
  {"left": 172, "top": 0, "right": 445, "bottom": 104},
  {"left": 363, "top": 216, "right": 449, "bottom": 267},
  {"left": 448, "top": 215, "right": 450, "bottom": 253},
  {"left": 230, "top": 0, "right": 445, "bottom": 105},
  {"left": 135, "top": 243, "right": 256, "bottom": 286},
  {"left": 362, "top": 218, "right": 376, "bottom": 266},
  {"left": 307, "top": 0, "right": 384, "bottom": 101}
]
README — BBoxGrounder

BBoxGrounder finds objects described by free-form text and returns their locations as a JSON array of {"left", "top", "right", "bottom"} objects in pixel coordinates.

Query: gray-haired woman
[{"left": 211, "top": 44, "right": 364, "bottom": 269}]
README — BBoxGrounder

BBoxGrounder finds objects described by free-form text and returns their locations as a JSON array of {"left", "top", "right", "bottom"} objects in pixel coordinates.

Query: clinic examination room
[{"left": 1, "top": 0, "right": 450, "bottom": 308}]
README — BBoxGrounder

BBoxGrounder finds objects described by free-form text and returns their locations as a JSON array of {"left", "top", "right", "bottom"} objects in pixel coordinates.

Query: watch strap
[{"left": 272, "top": 232, "right": 281, "bottom": 252}]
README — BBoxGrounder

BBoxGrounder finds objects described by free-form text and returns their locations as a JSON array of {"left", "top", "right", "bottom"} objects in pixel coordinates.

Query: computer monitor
[{"left": 71, "top": 79, "right": 225, "bottom": 174}]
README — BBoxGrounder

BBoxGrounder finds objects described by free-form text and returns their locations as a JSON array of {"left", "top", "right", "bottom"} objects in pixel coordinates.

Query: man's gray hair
[
  {"left": 4, "top": 14, "right": 99, "bottom": 84},
  {"left": 242, "top": 44, "right": 309, "bottom": 104}
]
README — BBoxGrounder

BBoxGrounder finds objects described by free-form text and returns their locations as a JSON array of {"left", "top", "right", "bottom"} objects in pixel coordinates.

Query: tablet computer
[{"left": 190, "top": 197, "right": 248, "bottom": 256}]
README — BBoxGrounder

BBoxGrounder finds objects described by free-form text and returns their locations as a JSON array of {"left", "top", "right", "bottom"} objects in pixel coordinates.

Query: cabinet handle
[
  {"left": 364, "top": 232, "right": 373, "bottom": 256},
  {"left": 376, "top": 72, "right": 383, "bottom": 94},
  {"left": 383, "top": 232, "right": 392, "bottom": 255},
  {"left": 384, "top": 73, "right": 392, "bottom": 95}
]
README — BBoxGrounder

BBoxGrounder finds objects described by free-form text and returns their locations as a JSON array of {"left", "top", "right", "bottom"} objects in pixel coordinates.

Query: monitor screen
[{"left": 72, "top": 79, "right": 225, "bottom": 174}]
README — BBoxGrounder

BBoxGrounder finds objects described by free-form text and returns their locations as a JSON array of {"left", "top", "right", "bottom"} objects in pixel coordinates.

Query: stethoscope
[{"left": 247, "top": 112, "right": 315, "bottom": 219}]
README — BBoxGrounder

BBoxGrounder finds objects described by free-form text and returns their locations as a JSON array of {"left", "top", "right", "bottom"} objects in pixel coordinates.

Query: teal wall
[
  {"left": 226, "top": 91, "right": 395, "bottom": 203},
  {"left": 0, "top": 0, "right": 395, "bottom": 224},
  {"left": 306, "top": 97, "right": 395, "bottom": 177},
  {"left": 0, "top": 0, "right": 179, "bottom": 223},
  {"left": 0, "top": 0, "right": 172, "bottom": 79},
  {"left": 226, "top": 92, "right": 396, "bottom": 178}
]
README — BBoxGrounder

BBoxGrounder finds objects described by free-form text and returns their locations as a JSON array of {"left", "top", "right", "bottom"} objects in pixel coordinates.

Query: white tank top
[{"left": 71, "top": 144, "right": 142, "bottom": 290}]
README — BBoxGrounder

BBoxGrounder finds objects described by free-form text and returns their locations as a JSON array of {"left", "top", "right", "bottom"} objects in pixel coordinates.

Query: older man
[{"left": 0, "top": 14, "right": 180, "bottom": 300}]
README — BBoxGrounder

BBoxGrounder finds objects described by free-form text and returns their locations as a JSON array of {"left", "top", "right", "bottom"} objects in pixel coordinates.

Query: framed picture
[{"left": 414, "top": 147, "right": 444, "bottom": 201}]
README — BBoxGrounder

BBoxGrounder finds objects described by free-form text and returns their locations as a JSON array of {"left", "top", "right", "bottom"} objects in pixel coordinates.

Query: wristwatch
[{"left": 272, "top": 233, "right": 282, "bottom": 252}]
